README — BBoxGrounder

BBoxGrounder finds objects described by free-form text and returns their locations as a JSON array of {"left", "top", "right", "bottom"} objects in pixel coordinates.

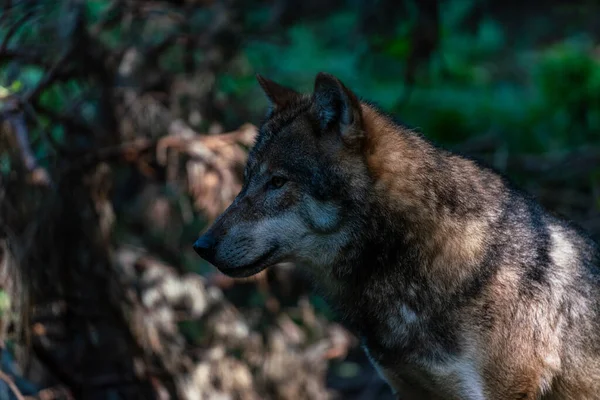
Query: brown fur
[
  {"left": 194, "top": 73, "right": 600, "bottom": 399},
  {"left": 364, "top": 104, "right": 494, "bottom": 293},
  {"left": 362, "top": 103, "right": 600, "bottom": 399}
]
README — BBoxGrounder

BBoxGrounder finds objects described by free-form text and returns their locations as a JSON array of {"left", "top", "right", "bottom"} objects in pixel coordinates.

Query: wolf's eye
[{"left": 268, "top": 176, "right": 288, "bottom": 189}]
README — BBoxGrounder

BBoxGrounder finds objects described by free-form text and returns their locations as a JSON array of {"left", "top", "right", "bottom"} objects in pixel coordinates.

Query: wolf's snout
[{"left": 193, "top": 233, "right": 217, "bottom": 262}]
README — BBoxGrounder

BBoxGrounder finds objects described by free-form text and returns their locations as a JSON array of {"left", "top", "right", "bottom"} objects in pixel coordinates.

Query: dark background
[{"left": 0, "top": 0, "right": 599, "bottom": 399}]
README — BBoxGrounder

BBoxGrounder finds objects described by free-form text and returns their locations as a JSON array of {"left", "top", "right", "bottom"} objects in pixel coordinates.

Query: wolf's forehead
[
  {"left": 250, "top": 120, "right": 315, "bottom": 165},
  {"left": 246, "top": 125, "right": 319, "bottom": 178},
  {"left": 255, "top": 98, "right": 313, "bottom": 143}
]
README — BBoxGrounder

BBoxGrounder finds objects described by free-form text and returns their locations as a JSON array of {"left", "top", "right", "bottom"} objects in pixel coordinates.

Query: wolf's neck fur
[
  {"left": 367, "top": 104, "right": 503, "bottom": 284},
  {"left": 325, "top": 105, "right": 506, "bottom": 330}
]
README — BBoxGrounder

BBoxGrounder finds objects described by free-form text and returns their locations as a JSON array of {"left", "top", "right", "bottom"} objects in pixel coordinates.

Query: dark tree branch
[
  {"left": 62, "top": 138, "right": 156, "bottom": 173},
  {"left": 22, "top": 102, "right": 74, "bottom": 156},
  {"left": 0, "top": 48, "right": 48, "bottom": 66},
  {"left": 22, "top": 49, "right": 73, "bottom": 106},
  {"left": 35, "top": 103, "right": 98, "bottom": 139},
  {"left": 0, "top": 9, "right": 33, "bottom": 54},
  {"left": 0, "top": 0, "right": 14, "bottom": 26},
  {"left": 88, "top": 0, "right": 122, "bottom": 37}
]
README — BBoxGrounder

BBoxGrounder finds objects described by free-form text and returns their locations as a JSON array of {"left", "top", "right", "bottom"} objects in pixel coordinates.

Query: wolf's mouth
[{"left": 217, "top": 245, "right": 280, "bottom": 278}]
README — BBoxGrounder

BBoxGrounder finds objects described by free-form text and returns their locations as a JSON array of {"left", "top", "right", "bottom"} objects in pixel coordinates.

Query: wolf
[{"left": 193, "top": 72, "right": 600, "bottom": 399}]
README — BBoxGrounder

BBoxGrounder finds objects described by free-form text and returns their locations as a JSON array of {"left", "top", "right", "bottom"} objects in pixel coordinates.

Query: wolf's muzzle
[{"left": 193, "top": 233, "right": 217, "bottom": 263}]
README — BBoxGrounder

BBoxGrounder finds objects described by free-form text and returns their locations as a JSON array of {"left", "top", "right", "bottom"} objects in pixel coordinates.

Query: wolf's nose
[{"left": 193, "top": 234, "right": 217, "bottom": 261}]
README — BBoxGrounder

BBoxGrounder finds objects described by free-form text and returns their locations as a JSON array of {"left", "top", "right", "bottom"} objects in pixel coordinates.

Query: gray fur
[{"left": 194, "top": 73, "right": 600, "bottom": 399}]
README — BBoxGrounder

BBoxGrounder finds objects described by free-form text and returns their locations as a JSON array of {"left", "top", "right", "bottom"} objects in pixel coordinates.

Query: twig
[
  {"left": 137, "top": 2, "right": 186, "bottom": 23},
  {"left": 0, "top": 369, "right": 26, "bottom": 400},
  {"left": 4, "top": 111, "right": 53, "bottom": 187},
  {"left": 0, "top": 0, "right": 13, "bottom": 27},
  {"left": 62, "top": 138, "right": 156, "bottom": 173},
  {"left": 8, "top": 112, "right": 37, "bottom": 172},
  {"left": 0, "top": 48, "right": 48, "bottom": 66},
  {"left": 88, "top": 0, "right": 122, "bottom": 37},
  {"left": 35, "top": 103, "right": 98, "bottom": 138},
  {"left": 24, "top": 94, "right": 96, "bottom": 155},
  {"left": 144, "top": 31, "right": 183, "bottom": 60},
  {"left": 22, "top": 49, "right": 72, "bottom": 106},
  {"left": 22, "top": 102, "right": 64, "bottom": 155},
  {"left": 0, "top": 9, "right": 33, "bottom": 55}
]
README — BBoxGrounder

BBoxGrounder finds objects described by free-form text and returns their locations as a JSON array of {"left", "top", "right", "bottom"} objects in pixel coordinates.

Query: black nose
[{"left": 193, "top": 234, "right": 217, "bottom": 262}]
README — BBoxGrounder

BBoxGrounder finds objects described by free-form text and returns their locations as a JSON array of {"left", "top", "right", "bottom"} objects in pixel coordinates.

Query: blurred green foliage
[
  {"left": 220, "top": 0, "right": 600, "bottom": 154},
  {"left": 3, "top": 0, "right": 598, "bottom": 155}
]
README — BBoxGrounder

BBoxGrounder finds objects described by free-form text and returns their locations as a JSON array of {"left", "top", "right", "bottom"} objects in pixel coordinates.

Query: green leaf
[{"left": 9, "top": 80, "right": 22, "bottom": 92}]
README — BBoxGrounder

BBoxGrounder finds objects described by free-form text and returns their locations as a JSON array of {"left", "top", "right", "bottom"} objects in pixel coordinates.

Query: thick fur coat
[{"left": 194, "top": 73, "right": 600, "bottom": 399}]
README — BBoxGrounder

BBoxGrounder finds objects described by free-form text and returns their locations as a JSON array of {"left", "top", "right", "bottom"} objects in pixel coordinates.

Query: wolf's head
[{"left": 193, "top": 73, "right": 375, "bottom": 279}]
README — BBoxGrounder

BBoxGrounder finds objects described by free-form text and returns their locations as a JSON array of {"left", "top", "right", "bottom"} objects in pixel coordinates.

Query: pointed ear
[
  {"left": 313, "top": 72, "right": 363, "bottom": 144},
  {"left": 256, "top": 74, "right": 300, "bottom": 110}
]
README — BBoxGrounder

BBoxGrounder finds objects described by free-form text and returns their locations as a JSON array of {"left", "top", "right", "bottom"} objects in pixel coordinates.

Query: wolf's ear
[
  {"left": 256, "top": 74, "right": 300, "bottom": 110},
  {"left": 313, "top": 72, "right": 363, "bottom": 144}
]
